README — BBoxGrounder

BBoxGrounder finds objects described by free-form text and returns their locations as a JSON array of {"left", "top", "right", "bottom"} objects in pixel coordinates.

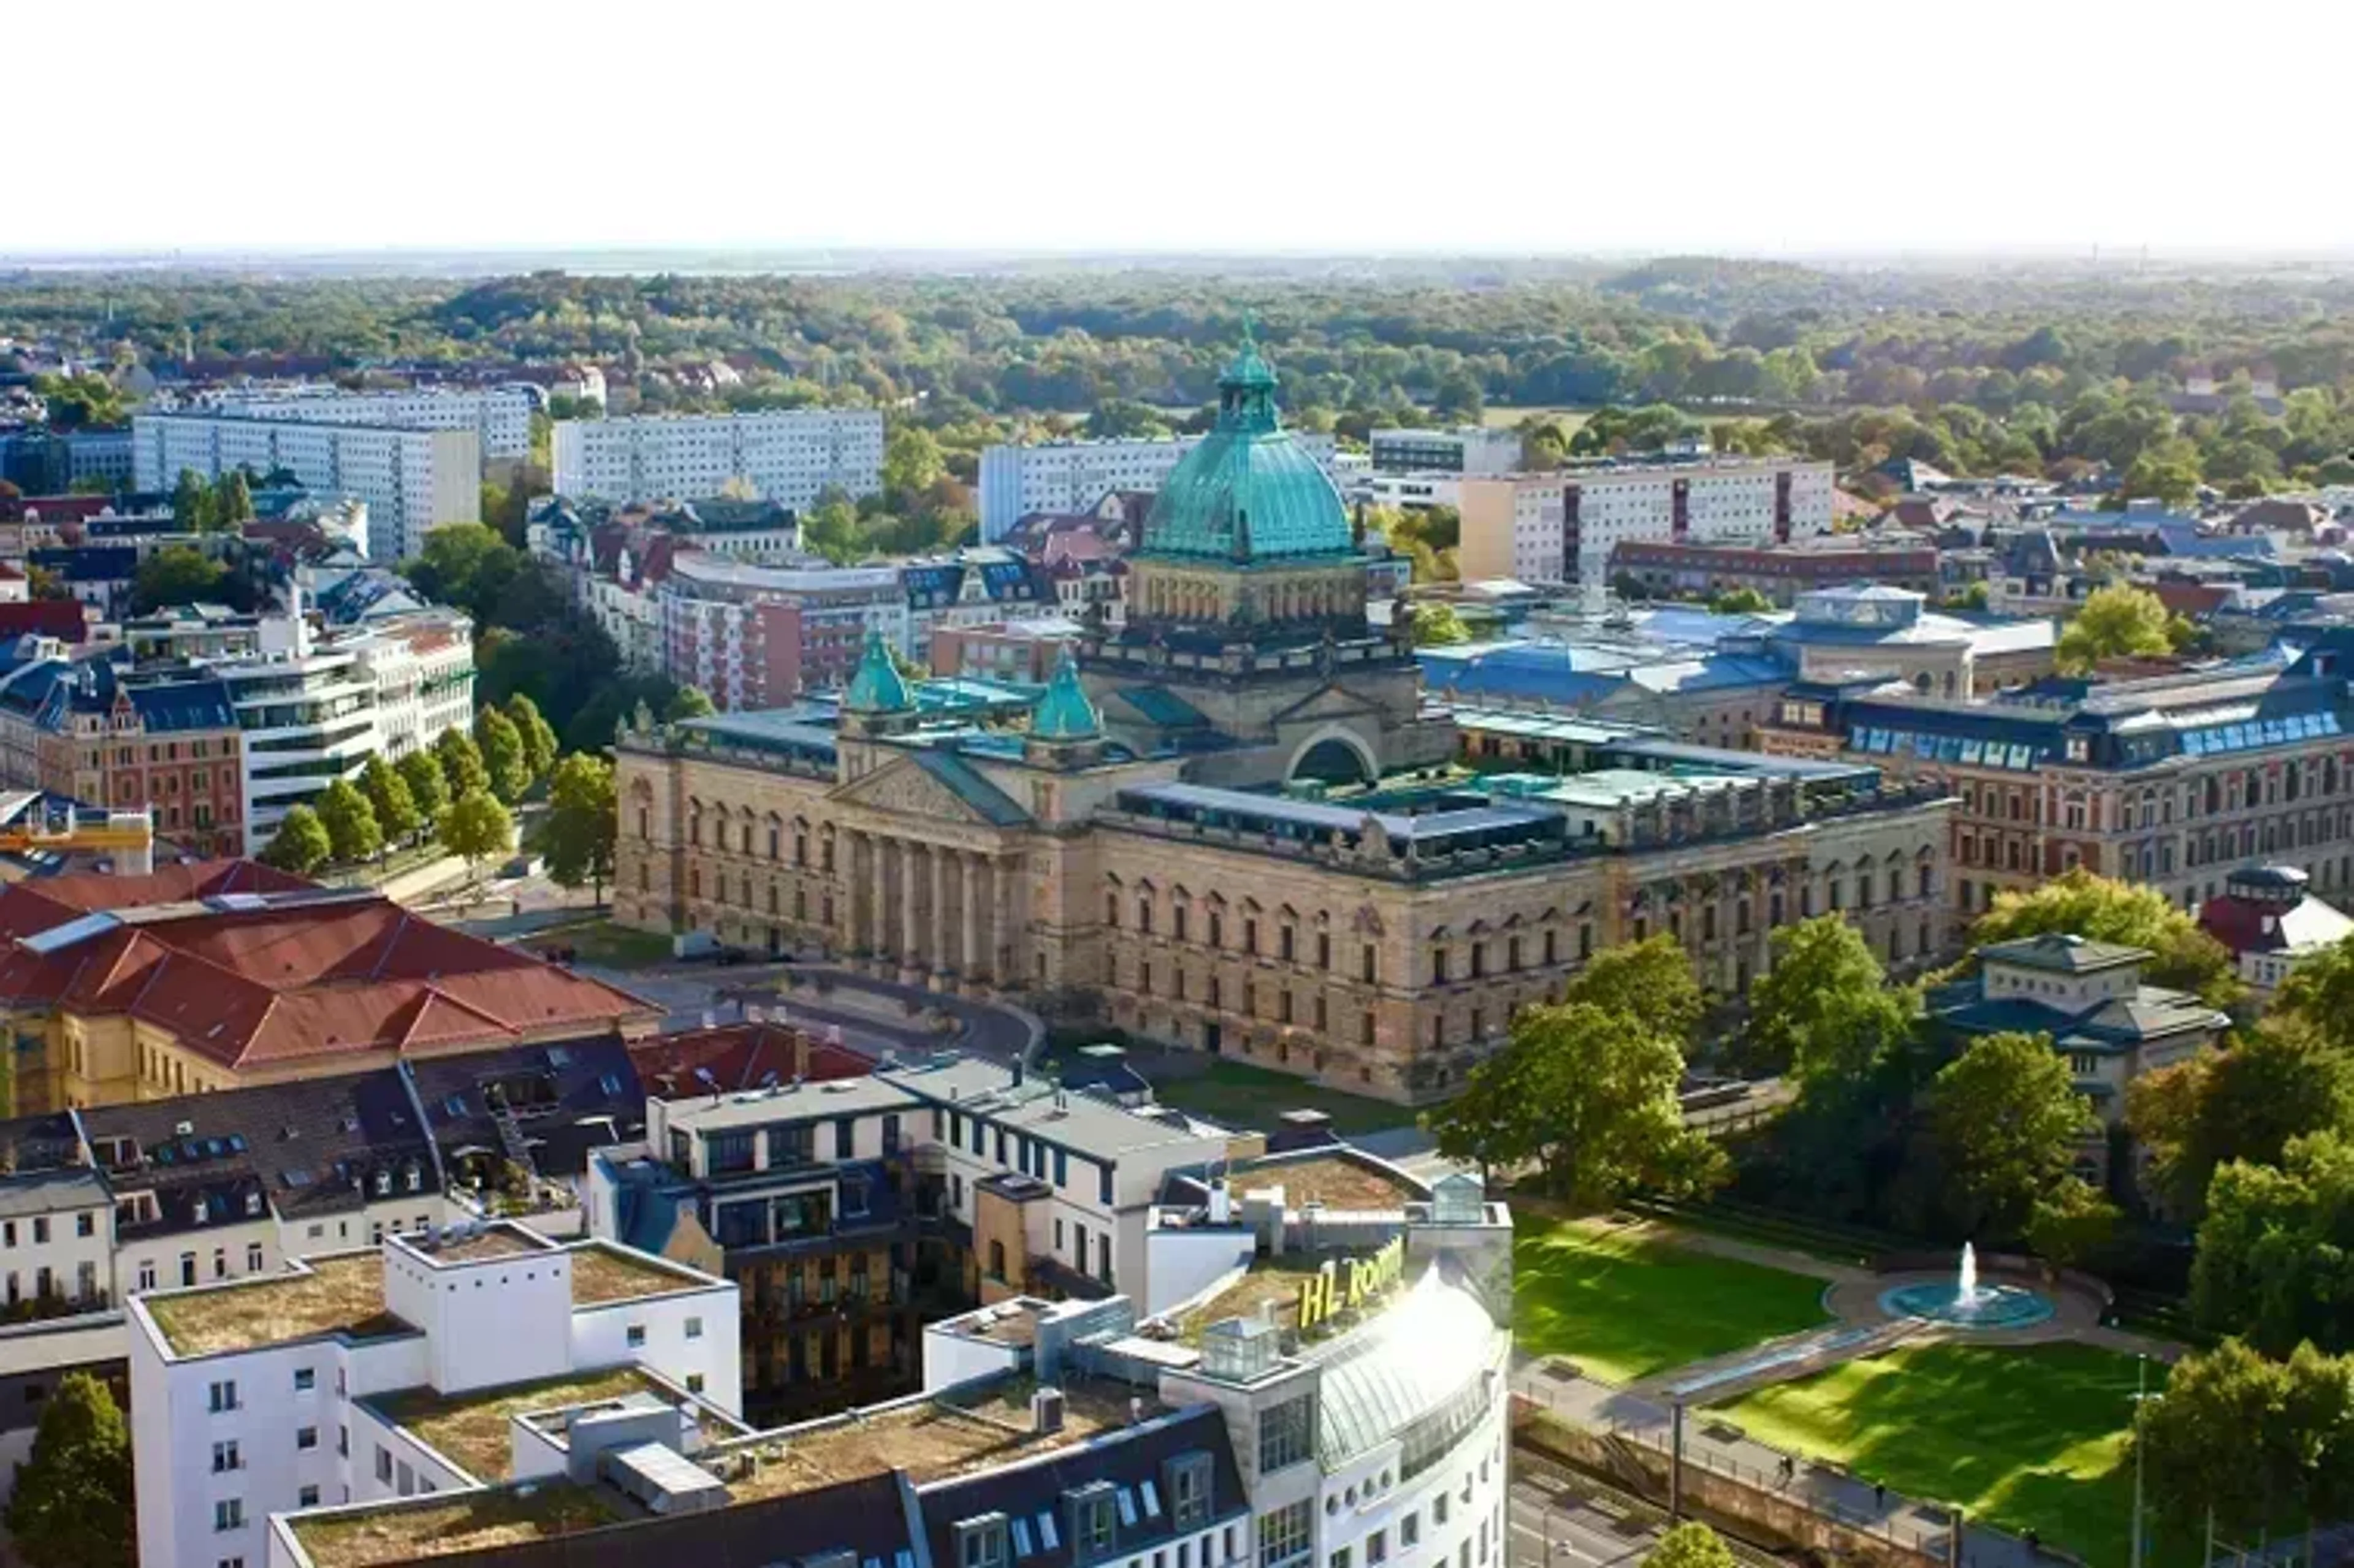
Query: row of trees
[
  {"left": 260, "top": 695, "right": 560, "bottom": 879},
  {"left": 2139, "top": 1338, "right": 2354, "bottom": 1556}
]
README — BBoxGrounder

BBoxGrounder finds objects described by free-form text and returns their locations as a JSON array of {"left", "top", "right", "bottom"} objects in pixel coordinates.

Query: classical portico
[{"left": 839, "top": 829, "right": 1016, "bottom": 988}]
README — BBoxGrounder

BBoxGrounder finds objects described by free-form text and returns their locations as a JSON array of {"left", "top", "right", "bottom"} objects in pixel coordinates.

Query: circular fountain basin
[{"left": 1878, "top": 1281, "right": 2055, "bottom": 1330}]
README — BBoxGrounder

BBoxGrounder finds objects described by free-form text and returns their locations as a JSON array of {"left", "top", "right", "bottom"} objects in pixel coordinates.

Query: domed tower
[
  {"left": 839, "top": 626, "right": 916, "bottom": 739},
  {"left": 1082, "top": 325, "right": 1448, "bottom": 785}
]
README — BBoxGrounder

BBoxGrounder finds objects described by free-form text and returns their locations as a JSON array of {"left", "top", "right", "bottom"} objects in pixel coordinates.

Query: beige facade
[{"left": 614, "top": 712, "right": 1952, "bottom": 1103}]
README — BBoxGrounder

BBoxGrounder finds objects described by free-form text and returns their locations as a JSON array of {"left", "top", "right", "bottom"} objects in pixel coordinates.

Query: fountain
[{"left": 1877, "top": 1241, "right": 2055, "bottom": 1330}]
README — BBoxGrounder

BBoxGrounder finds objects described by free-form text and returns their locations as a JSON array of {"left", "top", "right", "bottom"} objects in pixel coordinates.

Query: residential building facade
[
  {"left": 205, "top": 386, "right": 535, "bottom": 463},
  {"left": 1456, "top": 456, "right": 1837, "bottom": 584},
  {"left": 1610, "top": 537, "right": 1941, "bottom": 606},
  {"left": 552, "top": 410, "right": 885, "bottom": 508},
  {"left": 1368, "top": 425, "right": 1522, "bottom": 476},
  {"left": 130, "top": 413, "right": 479, "bottom": 563}
]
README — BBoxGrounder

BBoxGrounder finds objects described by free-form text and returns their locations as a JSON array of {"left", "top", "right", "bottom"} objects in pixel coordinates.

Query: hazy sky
[{"left": 18, "top": 0, "right": 2352, "bottom": 258}]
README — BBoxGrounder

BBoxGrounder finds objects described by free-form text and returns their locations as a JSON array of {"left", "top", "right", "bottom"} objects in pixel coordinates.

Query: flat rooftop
[
  {"left": 368, "top": 1367, "right": 725, "bottom": 1483},
  {"left": 144, "top": 1254, "right": 403, "bottom": 1357},
  {"left": 411, "top": 1227, "right": 551, "bottom": 1264},
  {"left": 721, "top": 1379, "right": 1146, "bottom": 1504},
  {"left": 290, "top": 1482, "right": 623, "bottom": 1568},
  {"left": 1238, "top": 1155, "right": 1422, "bottom": 1212},
  {"left": 1179, "top": 1254, "right": 1339, "bottom": 1344},
  {"left": 568, "top": 1244, "right": 707, "bottom": 1306}
]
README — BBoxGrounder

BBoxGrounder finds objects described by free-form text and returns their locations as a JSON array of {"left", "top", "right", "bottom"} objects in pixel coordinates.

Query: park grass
[
  {"left": 1713, "top": 1342, "right": 2163, "bottom": 1568},
  {"left": 1142, "top": 1060, "right": 1409, "bottom": 1138},
  {"left": 1512, "top": 1216, "right": 1830, "bottom": 1386},
  {"left": 536, "top": 918, "right": 674, "bottom": 969}
]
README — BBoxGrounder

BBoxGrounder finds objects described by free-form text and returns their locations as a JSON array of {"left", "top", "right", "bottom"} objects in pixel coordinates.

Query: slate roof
[
  {"left": 1978, "top": 934, "right": 2150, "bottom": 974},
  {"left": 913, "top": 1406, "right": 1246, "bottom": 1568},
  {"left": 408, "top": 1037, "right": 647, "bottom": 1179},
  {"left": 0, "top": 1166, "right": 109, "bottom": 1219}
]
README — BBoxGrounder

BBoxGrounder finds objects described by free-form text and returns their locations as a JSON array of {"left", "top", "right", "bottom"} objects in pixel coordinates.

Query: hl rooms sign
[{"left": 1296, "top": 1238, "right": 1405, "bottom": 1331}]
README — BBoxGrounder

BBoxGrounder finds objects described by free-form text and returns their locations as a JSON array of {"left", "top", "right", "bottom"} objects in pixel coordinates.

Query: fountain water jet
[{"left": 1877, "top": 1241, "right": 2054, "bottom": 1330}]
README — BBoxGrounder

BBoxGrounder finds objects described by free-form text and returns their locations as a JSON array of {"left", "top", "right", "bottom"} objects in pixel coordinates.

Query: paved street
[{"left": 1508, "top": 1471, "right": 1667, "bottom": 1567}]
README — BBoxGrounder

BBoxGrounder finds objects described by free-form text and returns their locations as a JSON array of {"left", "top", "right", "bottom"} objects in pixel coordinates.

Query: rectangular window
[
  {"left": 213, "top": 1501, "right": 243, "bottom": 1533},
  {"left": 294, "top": 1368, "right": 315, "bottom": 1393},
  {"left": 627, "top": 1324, "right": 646, "bottom": 1349},
  {"left": 1330, "top": 1551, "right": 1351, "bottom": 1568},
  {"left": 211, "top": 1439, "right": 240, "bottom": 1473},
  {"left": 1258, "top": 1394, "right": 1314, "bottom": 1473},
  {"left": 376, "top": 1446, "right": 392, "bottom": 1483},
  {"left": 1400, "top": 1515, "right": 1419, "bottom": 1549},
  {"left": 1169, "top": 1453, "right": 1211, "bottom": 1528},
  {"left": 1368, "top": 1534, "right": 1388, "bottom": 1567},
  {"left": 207, "top": 1380, "right": 238, "bottom": 1413},
  {"left": 1257, "top": 1501, "right": 1312, "bottom": 1568},
  {"left": 297, "top": 1426, "right": 318, "bottom": 1450}
]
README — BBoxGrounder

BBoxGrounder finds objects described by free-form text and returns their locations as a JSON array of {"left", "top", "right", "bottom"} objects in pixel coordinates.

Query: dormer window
[
  {"left": 956, "top": 1515, "right": 1010, "bottom": 1568},
  {"left": 1066, "top": 1485, "right": 1118, "bottom": 1563},
  {"left": 374, "top": 1171, "right": 392, "bottom": 1197}
]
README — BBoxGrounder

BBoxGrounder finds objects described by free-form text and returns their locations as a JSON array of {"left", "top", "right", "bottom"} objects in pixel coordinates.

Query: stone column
[
  {"left": 929, "top": 847, "right": 951, "bottom": 978},
  {"left": 846, "top": 832, "right": 868, "bottom": 954},
  {"left": 990, "top": 854, "right": 1015, "bottom": 983},
  {"left": 901, "top": 842, "right": 924, "bottom": 972},
  {"left": 870, "top": 834, "right": 893, "bottom": 964},
  {"left": 961, "top": 850, "right": 983, "bottom": 980}
]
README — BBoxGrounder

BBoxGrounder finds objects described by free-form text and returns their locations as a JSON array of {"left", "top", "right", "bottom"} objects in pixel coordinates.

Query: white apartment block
[
  {"left": 1456, "top": 457, "right": 1836, "bottom": 584},
  {"left": 129, "top": 1224, "right": 741, "bottom": 1568},
  {"left": 979, "top": 432, "right": 1341, "bottom": 542},
  {"left": 344, "top": 612, "right": 477, "bottom": 763},
  {"left": 551, "top": 411, "right": 885, "bottom": 509},
  {"left": 131, "top": 413, "right": 480, "bottom": 563},
  {"left": 207, "top": 387, "right": 536, "bottom": 463},
  {"left": 1368, "top": 426, "right": 1522, "bottom": 476}
]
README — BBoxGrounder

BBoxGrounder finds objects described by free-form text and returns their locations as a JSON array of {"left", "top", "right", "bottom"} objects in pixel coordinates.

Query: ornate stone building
[{"left": 616, "top": 337, "right": 1956, "bottom": 1102}]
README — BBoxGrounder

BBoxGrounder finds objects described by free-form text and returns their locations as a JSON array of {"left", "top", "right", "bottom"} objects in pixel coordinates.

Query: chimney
[{"left": 1012, "top": 1057, "right": 1025, "bottom": 1089}]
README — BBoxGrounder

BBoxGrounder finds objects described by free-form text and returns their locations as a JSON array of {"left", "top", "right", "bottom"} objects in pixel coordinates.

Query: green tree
[
  {"left": 2138, "top": 1339, "right": 2285, "bottom": 1540},
  {"left": 1561, "top": 934, "right": 1705, "bottom": 1046},
  {"left": 170, "top": 468, "right": 215, "bottom": 532},
  {"left": 1740, "top": 915, "right": 1918, "bottom": 1081},
  {"left": 402, "top": 522, "right": 521, "bottom": 617},
  {"left": 4, "top": 1370, "right": 132, "bottom": 1568},
  {"left": 505, "top": 692, "right": 558, "bottom": 780},
  {"left": 132, "top": 544, "right": 228, "bottom": 612},
  {"left": 2193, "top": 1131, "right": 2354, "bottom": 1353},
  {"left": 2127, "top": 1020, "right": 2354, "bottom": 1215},
  {"left": 216, "top": 468, "right": 255, "bottom": 526},
  {"left": 2119, "top": 440, "right": 2204, "bottom": 506},
  {"left": 2272, "top": 932, "right": 2354, "bottom": 1055},
  {"left": 541, "top": 753, "right": 618, "bottom": 905},
  {"left": 1930, "top": 1032, "right": 2096, "bottom": 1236},
  {"left": 397, "top": 747, "right": 451, "bottom": 828},
  {"left": 433, "top": 727, "right": 488, "bottom": 799},
  {"left": 438, "top": 786, "right": 514, "bottom": 881},
  {"left": 1433, "top": 1002, "right": 1725, "bottom": 1205},
  {"left": 1643, "top": 1523, "right": 1735, "bottom": 1568},
  {"left": 2055, "top": 582, "right": 2176, "bottom": 673},
  {"left": 1705, "top": 586, "right": 1773, "bottom": 615},
  {"left": 2022, "top": 1176, "right": 2119, "bottom": 1268},
  {"left": 474, "top": 704, "right": 530, "bottom": 804},
  {"left": 665, "top": 685, "right": 718, "bottom": 722},
  {"left": 883, "top": 424, "right": 947, "bottom": 498},
  {"left": 801, "top": 489, "right": 863, "bottom": 565},
  {"left": 359, "top": 755, "right": 422, "bottom": 845},
  {"left": 1968, "top": 867, "right": 2242, "bottom": 1006},
  {"left": 30, "top": 373, "right": 127, "bottom": 433},
  {"left": 313, "top": 777, "right": 383, "bottom": 865},
  {"left": 1411, "top": 602, "right": 1472, "bottom": 647},
  {"left": 259, "top": 803, "right": 332, "bottom": 877}
]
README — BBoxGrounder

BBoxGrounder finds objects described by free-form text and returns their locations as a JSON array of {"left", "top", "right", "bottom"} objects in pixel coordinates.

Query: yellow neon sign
[{"left": 1295, "top": 1238, "right": 1405, "bottom": 1331}]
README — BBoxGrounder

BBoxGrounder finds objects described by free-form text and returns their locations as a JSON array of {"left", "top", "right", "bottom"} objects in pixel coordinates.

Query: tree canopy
[
  {"left": 1929, "top": 1030, "right": 2098, "bottom": 1239},
  {"left": 260, "top": 804, "right": 331, "bottom": 877},
  {"left": 474, "top": 704, "right": 531, "bottom": 805},
  {"left": 1967, "top": 867, "right": 2242, "bottom": 1006},
  {"left": 1739, "top": 915, "right": 1918, "bottom": 1081},
  {"left": 2055, "top": 582, "right": 2181, "bottom": 672},
  {"left": 397, "top": 746, "right": 451, "bottom": 826},
  {"left": 313, "top": 777, "right": 383, "bottom": 864},
  {"left": 2127, "top": 1020, "right": 2354, "bottom": 1216},
  {"left": 434, "top": 728, "right": 489, "bottom": 799},
  {"left": 2193, "top": 1130, "right": 2354, "bottom": 1354},
  {"left": 1642, "top": 1523, "right": 1736, "bottom": 1568},
  {"left": 4, "top": 1370, "right": 132, "bottom": 1568},
  {"left": 438, "top": 787, "right": 513, "bottom": 875},
  {"left": 541, "top": 753, "right": 618, "bottom": 904}
]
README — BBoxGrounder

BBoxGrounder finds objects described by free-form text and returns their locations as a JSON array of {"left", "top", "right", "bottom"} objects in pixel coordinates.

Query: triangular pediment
[
  {"left": 832, "top": 751, "right": 1032, "bottom": 828},
  {"left": 1272, "top": 682, "right": 1384, "bottom": 726}
]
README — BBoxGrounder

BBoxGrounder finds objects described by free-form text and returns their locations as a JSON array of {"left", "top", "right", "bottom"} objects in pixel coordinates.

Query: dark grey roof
[
  {"left": 406, "top": 1037, "right": 646, "bottom": 1179},
  {"left": 0, "top": 1166, "right": 109, "bottom": 1219},
  {"left": 427, "top": 1470, "right": 915, "bottom": 1568},
  {"left": 915, "top": 1404, "right": 1246, "bottom": 1568},
  {"left": 1978, "top": 934, "right": 2149, "bottom": 974}
]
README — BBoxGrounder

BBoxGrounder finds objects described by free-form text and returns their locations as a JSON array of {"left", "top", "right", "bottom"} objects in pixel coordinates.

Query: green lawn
[
  {"left": 533, "top": 918, "right": 674, "bottom": 969},
  {"left": 1714, "top": 1343, "right": 2162, "bottom": 1567},
  {"left": 1141, "top": 1060, "right": 1411, "bottom": 1138},
  {"left": 1513, "top": 1217, "right": 1830, "bottom": 1385}
]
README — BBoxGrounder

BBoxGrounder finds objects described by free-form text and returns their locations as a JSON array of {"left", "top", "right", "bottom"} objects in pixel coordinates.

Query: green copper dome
[
  {"left": 844, "top": 626, "right": 913, "bottom": 713},
  {"left": 1140, "top": 328, "right": 1352, "bottom": 563},
  {"left": 1030, "top": 642, "right": 1102, "bottom": 742}
]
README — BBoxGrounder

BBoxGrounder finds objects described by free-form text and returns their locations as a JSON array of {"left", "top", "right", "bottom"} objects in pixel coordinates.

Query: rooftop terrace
[
  {"left": 718, "top": 1379, "right": 1145, "bottom": 1504},
  {"left": 1238, "top": 1155, "right": 1422, "bottom": 1212},
  {"left": 568, "top": 1244, "right": 707, "bottom": 1306},
  {"left": 144, "top": 1254, "right": 402, "bottom": 1357},
  {"left": 369, "top": 1367, "right": 726, "bottom": 1483},
  {"left": 291, "top": 1482, "right": 623, "bottom": 1568}
]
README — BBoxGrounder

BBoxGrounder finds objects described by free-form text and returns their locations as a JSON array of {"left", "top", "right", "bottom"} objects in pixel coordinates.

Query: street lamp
[{"left": 2130, "top": 1355, "right": 2164, "bottom": 1568}]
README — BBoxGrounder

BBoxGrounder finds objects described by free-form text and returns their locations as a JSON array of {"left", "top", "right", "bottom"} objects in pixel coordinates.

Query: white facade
[
  {"left": 980, "top": 432, "right": 1341, "bottom": 542},
  {"left": 587, "top": 577, "right": 663, "bottom": 672},
  {"left": 1457, "top": 457, "right": 1837, "bottom": 584},
  {"left": 207, "top": 388, "right": 535, "bottom": 463},
  {"left": 129, "top": 1227, "right": 740, "bottom": 1568},
  {"left": 550, "top": 410, "right": 885, "bottom": 509},
  {"left": 1368, "top": 427, "right": 1522, "bottom": 476},
  {"left": 131, "top": 414, "right": 479, "bottom": 563}
]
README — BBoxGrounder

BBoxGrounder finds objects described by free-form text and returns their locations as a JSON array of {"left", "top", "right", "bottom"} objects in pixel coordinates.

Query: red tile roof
[
  {"left": 0, "top": 860, "right": 660, "bottom": 1071},
  {"left": 627, "top": 1021, "right": 870, "bottom": 1096},
  {"left": 0, "top": 601, "right": 92, "bottom": 643}
]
